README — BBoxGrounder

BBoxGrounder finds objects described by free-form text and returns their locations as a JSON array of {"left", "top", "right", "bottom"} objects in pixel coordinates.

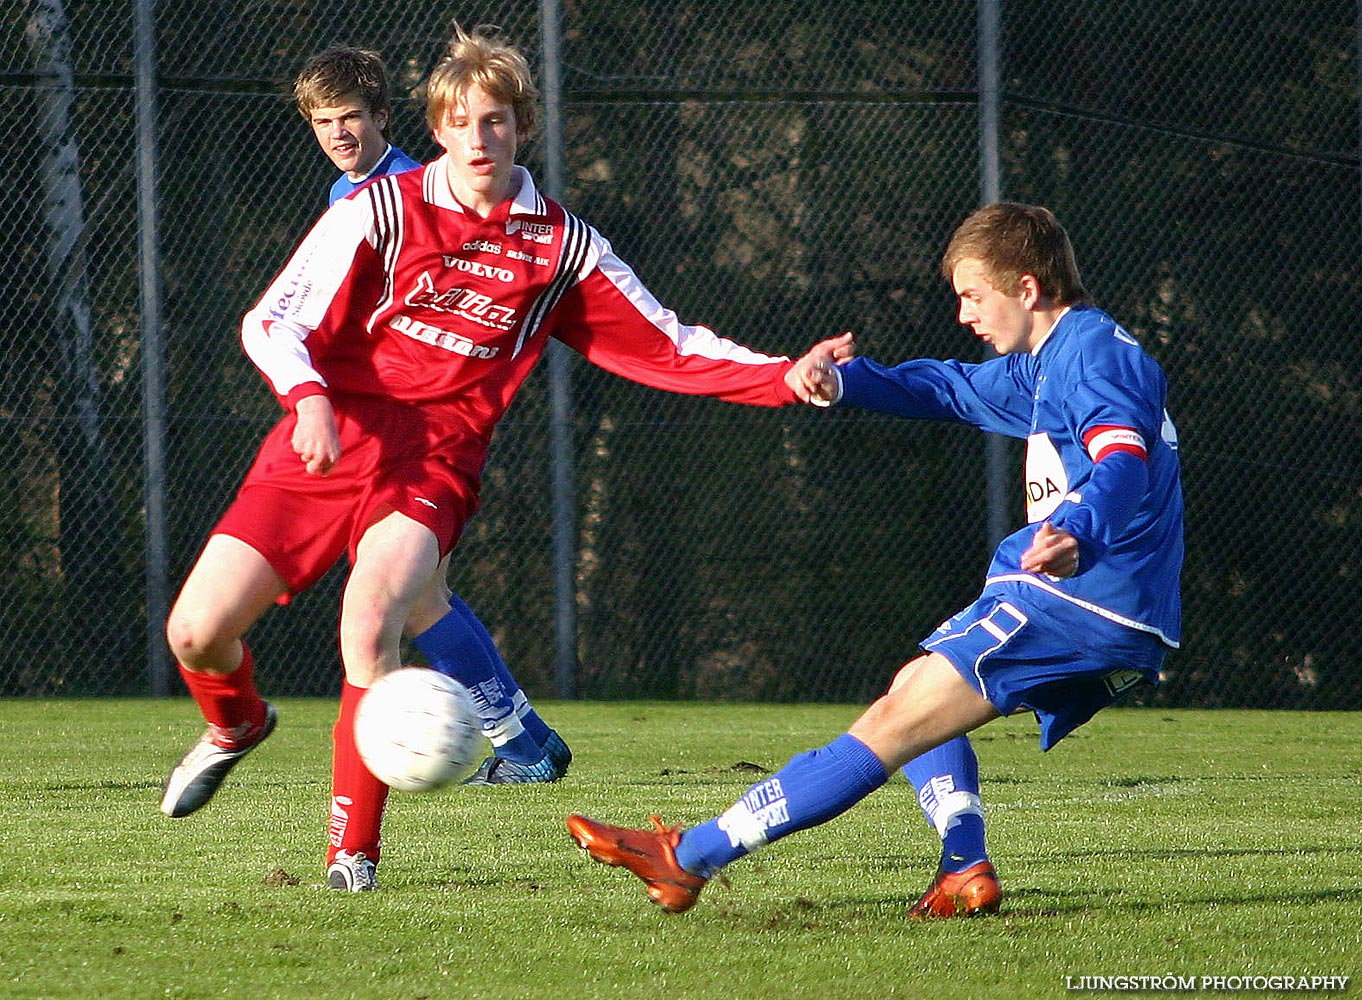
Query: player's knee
[
  {"left": 164, "top": 615, "right": 192, "bottom": 663},
  {"left": 339, "top": 606, "right": 401, "bottom": 669},
  {"left": 165, "top": 605, "right": 226, "bottom": 668},
  {"left": 887, "top": 654, "right": 930, "bottom": 694}
]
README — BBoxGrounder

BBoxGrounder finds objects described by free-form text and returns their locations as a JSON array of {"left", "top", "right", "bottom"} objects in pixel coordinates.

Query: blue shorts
[{"left": 922, "top": 596, "right": 1165, "bottom": 750}]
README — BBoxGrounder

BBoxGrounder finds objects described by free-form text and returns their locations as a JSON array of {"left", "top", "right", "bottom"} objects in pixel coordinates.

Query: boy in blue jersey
[
  {"left": 293, "top": 48, "right": 422, "bottom": 206},
  {"left": 567, "top": 203, "right": 1183, "bottom": 916},
  {"left": 293, "top": 47, "right": 570, "bottom": 790}
]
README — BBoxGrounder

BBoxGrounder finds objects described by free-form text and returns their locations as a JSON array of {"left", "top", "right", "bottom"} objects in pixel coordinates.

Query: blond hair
[
  {"left": 942, "top": 203, "right": 1090, "bottom": 305},
  {"left": 423, "top": 25, "right": 539, "bottom": 138}
]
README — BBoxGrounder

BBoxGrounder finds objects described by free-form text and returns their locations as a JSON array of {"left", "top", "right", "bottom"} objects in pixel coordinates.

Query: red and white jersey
[{"left": 242, "top": 159, "right": 796, "bottom": 479}]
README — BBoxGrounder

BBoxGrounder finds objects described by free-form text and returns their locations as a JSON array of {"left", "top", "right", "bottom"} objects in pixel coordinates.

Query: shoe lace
[
  {"left": 335, "top": 851, "right": 376, "bottom": 889},
  {"left": 179, "top": 731, "right": 228, "bottom": 768},
  {"left": 647, "top": 814, "right": 682, "bottom": 844}
]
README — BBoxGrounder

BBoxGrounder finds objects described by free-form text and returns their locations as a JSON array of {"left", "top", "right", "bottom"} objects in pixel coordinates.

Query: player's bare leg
[
  {"left": 404, "top": 553, "right": 454, "bottom": 637},
  {"left": 327, "top": 512, "right": 442, "bottom": 888},
  {"left": 166, "top": 534, "right": 289, "bottom": 675},
  {"left": 341, "top": 511, "right": 442, "bottom": 687},
  {"left": 161, "top": 535, "right": 285, "bottom": 817},
  {"left": 848, "top": 653, "right": 1000, "bottom": 772}
]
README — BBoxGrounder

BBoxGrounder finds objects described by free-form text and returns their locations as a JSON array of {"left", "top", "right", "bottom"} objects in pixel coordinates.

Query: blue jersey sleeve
[
  {"left": 837, "top": 355, "right": 1036, "bottom": 438},
  {"left": 1047, "top": 450, "right": 1147, "bottom": 571},
  {"left": 1055, "top": 326, "right": 1167, "bottom": 448}
]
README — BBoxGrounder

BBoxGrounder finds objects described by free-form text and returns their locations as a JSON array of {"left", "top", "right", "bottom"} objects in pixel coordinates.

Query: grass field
[{"left": 1, "top": 700, "right": 1358, "bottom": 999}]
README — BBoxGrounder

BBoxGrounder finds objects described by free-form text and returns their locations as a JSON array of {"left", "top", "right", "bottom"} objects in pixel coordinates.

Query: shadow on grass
[
  {"left": 726, "top": 881, "right": 1362, "bottom": 923},
  {"left": 1000, "top": 883, "right": 1362, "bottom": 917},
  {"left": 1041, "top": 844, "right": 1361, "bottom": 864},
  {"left": 710, "top": 843, "right": 1362, "bottom": 923}
]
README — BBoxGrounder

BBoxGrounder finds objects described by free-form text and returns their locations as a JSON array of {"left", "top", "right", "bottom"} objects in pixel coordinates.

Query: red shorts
[{"left": 213, "top": 397, "right": 481, "bottom": 598}]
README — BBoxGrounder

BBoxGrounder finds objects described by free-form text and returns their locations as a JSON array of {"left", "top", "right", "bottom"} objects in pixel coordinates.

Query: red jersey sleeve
[{"left": 548, "top": 233, "right": 797, "bottom": 407}]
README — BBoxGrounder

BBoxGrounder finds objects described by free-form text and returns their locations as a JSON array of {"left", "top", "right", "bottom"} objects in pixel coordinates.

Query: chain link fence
[{"left": 3, "top": 1, "right": 1359, "bottom": 708}]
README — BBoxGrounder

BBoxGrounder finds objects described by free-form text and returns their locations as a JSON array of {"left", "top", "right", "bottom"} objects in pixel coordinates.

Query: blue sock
[
  {"left": 939, "top": 814, "right": 988, "bottom": 873},
  {"left": 512, "top": 691, "right": 553, "bottom": 744},
  {"left": 413, "top": 605, "right": 542, "bottom": 764},
  {"left": 901, "top": 736, "right": 989, "bottom": 873},
  {"left": 443, "top": 595, "right": 554, "bottom": 745},
  {"left": 675, "top": 733, "right": 888, "bottom": 878}
]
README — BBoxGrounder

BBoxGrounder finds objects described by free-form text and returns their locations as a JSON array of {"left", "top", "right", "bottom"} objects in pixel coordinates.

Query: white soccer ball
[{"left": 354, "top": 667, "right": 483, "bottom": 792}]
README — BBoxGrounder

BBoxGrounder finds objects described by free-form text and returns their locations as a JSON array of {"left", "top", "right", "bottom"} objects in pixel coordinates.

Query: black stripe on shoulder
[
  {"left": 512, "top": 210, "right": 593, "bottom": 358},
  {"left": 363, "top": 176, "right": 405, "bottom": 326}
]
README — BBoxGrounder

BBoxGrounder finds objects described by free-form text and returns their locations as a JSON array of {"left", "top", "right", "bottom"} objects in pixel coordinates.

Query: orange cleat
[
  {"left": 566, "top": 813, "right": 708, "bottom": 913},
  {"left": 907, "top": 861, "right": 1002, "bottom": 918}
]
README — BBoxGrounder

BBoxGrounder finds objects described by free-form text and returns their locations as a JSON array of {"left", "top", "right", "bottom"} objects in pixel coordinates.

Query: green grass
[{"left": 1, "top": 701, "right": 1358, "bottom": 999}]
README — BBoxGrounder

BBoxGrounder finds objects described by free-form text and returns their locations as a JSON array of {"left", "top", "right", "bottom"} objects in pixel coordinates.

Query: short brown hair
[
  {"left": 941, "top": 203, "right": 1090, "bottom": 305},
  {"left": 423, "top": 25, "right": 539, "bottom": 138},
  {"left": 294, "top": 47, "right": 392, "bottom": 124}
]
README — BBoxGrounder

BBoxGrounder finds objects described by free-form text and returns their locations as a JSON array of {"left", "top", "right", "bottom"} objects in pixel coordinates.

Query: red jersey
[{"left": 242, "top": 159, "right": 797, "bottom": 484}]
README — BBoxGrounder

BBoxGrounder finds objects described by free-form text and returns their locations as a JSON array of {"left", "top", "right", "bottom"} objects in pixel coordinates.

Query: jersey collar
[
  {"left": 348, "top": 143, "right": 394, "bottom": 183},
  {"left": 1030, "top": 305, "right": 1072, "bottom": 355},
  {"left": 425, "top": 158, "right": 546, "bottom": 217}
]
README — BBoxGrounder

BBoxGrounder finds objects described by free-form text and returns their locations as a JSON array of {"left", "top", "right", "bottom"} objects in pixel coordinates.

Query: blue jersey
[
  {"left": 327, "top": 144, "right": 422, "bottom": 206},
  {"left": 838, "top": 304, "right": 1183, "bottom": 648}
]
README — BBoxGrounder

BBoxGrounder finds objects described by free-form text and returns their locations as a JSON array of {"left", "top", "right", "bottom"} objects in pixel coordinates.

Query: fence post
[
  {"left": 978, "top": 0, "right": 1009, "bottom": 550},
  {"left": 540, "top": 0, "right": 578, "bottom": 699},
  {"left": 135, "top": 0, "right": 170, "bottom": 694}
]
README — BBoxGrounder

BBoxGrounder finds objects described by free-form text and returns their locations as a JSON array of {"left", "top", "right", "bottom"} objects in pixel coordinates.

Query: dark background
[{"left": 3, "top": 1, "right": 1358, "bottom": 708}]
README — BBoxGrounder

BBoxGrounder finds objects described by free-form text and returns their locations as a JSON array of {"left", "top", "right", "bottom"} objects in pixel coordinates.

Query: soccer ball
[{"left": 354, "top": 667, "right": 483, "bottom": 792}]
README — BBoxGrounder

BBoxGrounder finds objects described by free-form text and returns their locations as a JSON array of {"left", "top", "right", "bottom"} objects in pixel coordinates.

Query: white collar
[
  {"left": 426, "top": 158, "right": 542, "bottom": 216},
  {"left": 347, "top": 143, "right": 393, "bottom": 182},
  {"left": 1030, "top": 305, "right": 1072, "bottom": 355}
]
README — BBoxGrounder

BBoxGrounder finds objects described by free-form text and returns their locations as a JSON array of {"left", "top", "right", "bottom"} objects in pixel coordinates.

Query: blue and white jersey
[
  {"left": 327, "top": 144, "right": 422, "bottom": 206},
  {"left": 838, "top": 304, "right": 1183, "bottom": 648}
]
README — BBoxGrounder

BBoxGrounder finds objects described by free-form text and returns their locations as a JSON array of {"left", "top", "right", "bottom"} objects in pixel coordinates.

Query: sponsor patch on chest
[
  {"left": 388, "top": 314, "right": 500, "bottom": 358},
  {"left": 405, "top": 271, "right": 517, "bottom": 332},
  {"left": 1024, "top": 433, "right": 1069, "bottom": 521}
]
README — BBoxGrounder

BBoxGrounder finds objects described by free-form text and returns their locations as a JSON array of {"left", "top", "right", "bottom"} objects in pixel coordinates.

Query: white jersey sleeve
[{"left": 240, "top": 197, "right": 375, "bottom": 405}]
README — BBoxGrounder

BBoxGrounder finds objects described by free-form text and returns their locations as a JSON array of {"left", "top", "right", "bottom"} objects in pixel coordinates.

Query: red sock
[
  {"left": 177, "top": 643, "right": 268, "bottom": 749},
  {"left": 328, "top": 681, "right": 390, "bottom": 865}
]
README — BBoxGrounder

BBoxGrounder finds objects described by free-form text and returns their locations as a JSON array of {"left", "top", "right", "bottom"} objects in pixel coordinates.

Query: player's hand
[
  {"left": 787, "top": 331, "right": 856, "bottom": 405},
  {"left": 1021, "top": 521, "right": 1080, "bottom": 578},
  {"left": 292, "top": 395, "right": 341, "bottom": 476}
]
